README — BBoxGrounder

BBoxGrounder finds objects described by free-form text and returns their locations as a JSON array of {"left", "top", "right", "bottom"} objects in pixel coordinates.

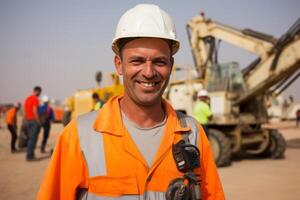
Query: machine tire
[
  {"left": 208, "top": 129, "right": 232, "bottom": 167},
  {"left": 261, "top": 130, "right": 286, "bottom": 158}
]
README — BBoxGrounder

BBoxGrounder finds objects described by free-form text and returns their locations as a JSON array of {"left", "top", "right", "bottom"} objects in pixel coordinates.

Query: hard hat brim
[{"left": 112, "top": 36, "right": 179, "bottom": 56}]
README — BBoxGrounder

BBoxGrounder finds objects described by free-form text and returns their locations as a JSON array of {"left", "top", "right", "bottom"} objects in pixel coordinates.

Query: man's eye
[
  {"left": 130, "top": 60, "right": 143, "bottom": 65},
  {"left": 155, "top": 61, "right": 167, "bottom": 66}
]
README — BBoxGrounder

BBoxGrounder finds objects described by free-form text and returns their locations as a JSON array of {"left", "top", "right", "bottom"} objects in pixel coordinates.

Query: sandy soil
[
  {"left": 219, "top": 121, "right": 300, "bottom": 200},
  {"left": 0, "top": 118, "right": 299, "bottom": 200}
]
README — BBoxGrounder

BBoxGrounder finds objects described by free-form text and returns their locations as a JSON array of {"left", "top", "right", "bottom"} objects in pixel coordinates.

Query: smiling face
[{"left": 114, "top": 38, "right": 173, "bottom": 107}]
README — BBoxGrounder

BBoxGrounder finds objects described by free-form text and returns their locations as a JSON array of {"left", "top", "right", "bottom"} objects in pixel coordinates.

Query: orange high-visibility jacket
[
  {"left": 6, "top": 107, "right": 17, "bottom": 126},
  {"left": 38, "top": 95, "right": 225, "bottom": 200}
]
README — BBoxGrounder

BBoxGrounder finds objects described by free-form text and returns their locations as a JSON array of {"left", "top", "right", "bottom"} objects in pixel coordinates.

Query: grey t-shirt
[{"left": 122, "top": 112, "right": 166, "bottom": 167}]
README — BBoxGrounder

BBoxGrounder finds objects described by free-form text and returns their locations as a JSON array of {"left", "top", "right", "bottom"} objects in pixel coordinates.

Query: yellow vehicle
[
  {"left": 167, "top": 14, "right": 300, "bottom": 166},
  {"left": 62, "top": 73, "right": 124, "bottom": 126}
]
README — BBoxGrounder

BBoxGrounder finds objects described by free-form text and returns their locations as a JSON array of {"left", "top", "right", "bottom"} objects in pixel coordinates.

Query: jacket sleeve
[
  {"left": 37, "top": 119, "right": 87, "bottom": 200},
  {"left": 197, "top": 125, "right": 226, "bottom": 200}
]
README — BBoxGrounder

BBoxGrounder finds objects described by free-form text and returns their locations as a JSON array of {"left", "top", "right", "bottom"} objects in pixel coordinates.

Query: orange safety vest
[
  {"left": 38, "top": 95, "right": 225, "bottom": 200},
  {"left": 6, "top": 107, "right": 17, "bottom": 126}
]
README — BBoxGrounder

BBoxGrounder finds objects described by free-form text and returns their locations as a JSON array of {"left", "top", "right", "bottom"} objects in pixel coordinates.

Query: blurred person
[
  {"left": 0, "top": 106, "right": 4, "bottom": 129},
  {"left": 24, "top": 86, "right": 42, "bottom": 161},
  {"left": 39, "top": 95, "right": 54, "bottom": 153},
  {"left": 5, "top": 103, "right": 21, "bottom": 152},
  {"left": 18, "top": 118, "right": 29, "bottom": 149},
  {"left": 193, "top": 90, "right": 212, "bottom": 134},
  {"left": 92, "top": 92, "right": 104, "bottom": 111},
  {"left": 38, "top": 4, "right": 224, "bottom": 200},
  {"left": 296, "top": 109, "right": 300, "bottom": 127},
  {"left": 282, "top": 99, "right": 291, "bottom": 120}
]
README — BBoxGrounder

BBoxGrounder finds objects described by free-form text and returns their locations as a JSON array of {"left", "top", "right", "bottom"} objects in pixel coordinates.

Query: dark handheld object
[
  {"left": 166, "top": 140, "right": 201, "bottom": 200},
  {"left": 172, "top": 140, "right": 200, "bottom": 172}
]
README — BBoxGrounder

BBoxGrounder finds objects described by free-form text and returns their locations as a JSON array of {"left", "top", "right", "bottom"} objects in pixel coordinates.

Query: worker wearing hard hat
[
  {"left": 193, "top": 89, "right": 213, "bottom": 128},
  {"left": 38, "top": 4, "right": 224, "bottom": 200},
  {"left": 39, "top": 95, "right": 54, "bottom": 153}
]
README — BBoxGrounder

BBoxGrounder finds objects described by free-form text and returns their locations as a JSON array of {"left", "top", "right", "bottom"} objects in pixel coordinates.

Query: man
[
  {"left": 39, "top": 95, "right": 54, "bottom": 153},
  {"left": 92, "top": 92, "right": 104, "bottom": 111},
  {"left": 193, "top": 90, "right": 213, "bottom": 133},
  {"left": 6, "top": 103, "right": 20, "bottom": 152},
  {"left": 24, "top": 86, "right": 42, "bottom": 161},
  {"left": 38, "top": 4, "right": 224, "bottom": 200}
]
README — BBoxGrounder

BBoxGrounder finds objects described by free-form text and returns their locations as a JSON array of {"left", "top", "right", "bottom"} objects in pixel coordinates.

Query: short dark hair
[
  {"left": 92, "top": 93, "right": 99, "bottom": 99},
  {"left": 34, "top": 86, "right": 42, "bottom": 92},
  {"left": 118, "top": 37, "right": 173, "bottom": 59},
  {"left": 118, "top": 38, "right": 136, "bottom": 57}
]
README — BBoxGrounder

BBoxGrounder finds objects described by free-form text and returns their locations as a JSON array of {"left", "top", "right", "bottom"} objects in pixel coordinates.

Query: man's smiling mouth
[{"left": 137, "top": 81, "right": 159, "bottom": 88}]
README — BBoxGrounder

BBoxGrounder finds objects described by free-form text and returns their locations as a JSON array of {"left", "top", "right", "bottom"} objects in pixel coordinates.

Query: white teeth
[{"left": 140, "top": 82, "right": 155, "bottom": 87}]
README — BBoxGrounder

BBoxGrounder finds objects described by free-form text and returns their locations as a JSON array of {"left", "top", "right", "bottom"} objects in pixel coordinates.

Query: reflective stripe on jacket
[{"left": 37, "top": 95, "right": 225, "bottom": 200}]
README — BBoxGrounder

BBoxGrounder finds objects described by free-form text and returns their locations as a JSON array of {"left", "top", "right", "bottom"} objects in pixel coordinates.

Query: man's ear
[
  {"left": 170, "top": 56, "right": 174, "bottom": 70},
  {"left": 114, "top": 55, "right": 123, "bottom": 75}
]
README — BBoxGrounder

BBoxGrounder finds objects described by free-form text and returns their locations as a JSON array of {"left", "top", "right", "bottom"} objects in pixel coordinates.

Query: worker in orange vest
[
  {"left": 6, "top": 103, "right": 21, "bottom": 153},
  {"left": 38, "top": 4, "right": 225, "bottom": 200}
]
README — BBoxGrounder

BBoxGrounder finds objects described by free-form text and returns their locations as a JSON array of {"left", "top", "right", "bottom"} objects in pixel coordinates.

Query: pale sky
[{"left": 0, "top": 0, "right": 299, "bottom": 104}]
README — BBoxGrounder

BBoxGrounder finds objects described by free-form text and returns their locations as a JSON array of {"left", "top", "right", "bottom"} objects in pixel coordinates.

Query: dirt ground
[{"left": 0, "top": 118, "right": 299, "bottom": 200}]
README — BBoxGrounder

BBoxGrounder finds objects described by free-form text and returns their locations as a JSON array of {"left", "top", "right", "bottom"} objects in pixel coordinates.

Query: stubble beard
[{"left": 125, "top": 76, "right": 170, "bottom": 108}]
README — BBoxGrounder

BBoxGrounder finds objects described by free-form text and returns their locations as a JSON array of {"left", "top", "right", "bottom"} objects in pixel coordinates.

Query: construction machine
[
  {"left": 62, "top": 72, "right": 124, "bottom": 126},
  {"left": 167, "top": 14, "right": 300, "bottom": 166}
]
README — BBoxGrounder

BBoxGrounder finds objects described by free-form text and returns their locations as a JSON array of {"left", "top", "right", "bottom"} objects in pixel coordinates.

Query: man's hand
[{"left": 33, "top": 106, "right": 42, "bottom": 126}]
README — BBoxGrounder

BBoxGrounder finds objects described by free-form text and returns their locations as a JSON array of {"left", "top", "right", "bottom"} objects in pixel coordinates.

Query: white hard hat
[
  {"left": 41, "top": 95, "right": 49, "bottom": 103},
  {"left": 112, "top": 4, "right": 180, "bottom": 55},
  {"left": 197, "top": 90, "right": 208, "bottom": 97},
  {"left": 15, "top": 102, "right": 21, "bottom": 108}
]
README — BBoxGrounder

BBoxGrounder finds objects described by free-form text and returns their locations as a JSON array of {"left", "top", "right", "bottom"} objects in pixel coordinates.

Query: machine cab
[
  {"left": 206, "top": 62, "right": 246, "bottom": 93},
  {"left": 205, "top": 62, "right": 246, "bottom": 124}
]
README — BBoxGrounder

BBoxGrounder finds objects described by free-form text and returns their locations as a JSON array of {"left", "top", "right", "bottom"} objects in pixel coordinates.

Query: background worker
[
  {"left": 92, "top": 92, "right": 103, "bottom": 111},
  {"left": 39, "top": 95, "right": 54, "bottom": 153},
  {"left": 5, "top": 103, "right": 21, "bottom": 152},
  {"left": 296, "top": 108, "right": 300, "bottom": 127},
  {"left": 38, "top": 4, "right": 224, "bottom": 200},
  {"left": 193, "top": 89, "right": 213, "bottom": 134},
  {"left": 24, "top": 86, "right": 42, "bottom": 161}
]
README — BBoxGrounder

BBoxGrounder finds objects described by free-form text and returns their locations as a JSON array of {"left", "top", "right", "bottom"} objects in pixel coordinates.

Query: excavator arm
[
  {"left": 237, "top": 18, "right": 300, "bottom": 104},
  {"left": 187, "top": 15, "right": 300, "bottom": 105},
  {"left": 186, "top": 15, "right": 275, "bottom": 78}
]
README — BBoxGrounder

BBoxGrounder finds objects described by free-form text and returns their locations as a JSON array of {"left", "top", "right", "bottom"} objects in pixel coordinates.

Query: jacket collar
[{"left": 93, "top": 95, "right": 191, "bottom": 136}]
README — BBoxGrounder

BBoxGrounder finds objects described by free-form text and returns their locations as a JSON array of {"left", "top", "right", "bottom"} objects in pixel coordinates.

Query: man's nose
[{"left": 142, "top": 61, "right": 156, "bottom": 79}]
